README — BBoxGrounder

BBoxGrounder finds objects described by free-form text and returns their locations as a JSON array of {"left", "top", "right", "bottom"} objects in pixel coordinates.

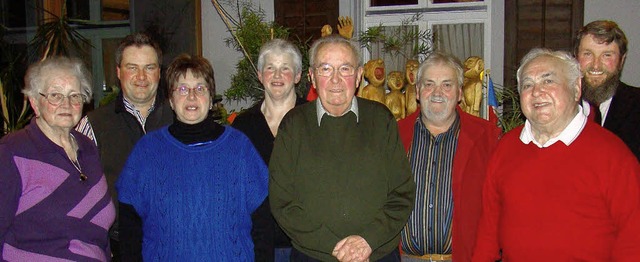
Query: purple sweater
[{"left": 0, "top": 119, "right": 115, "bottom": 261}]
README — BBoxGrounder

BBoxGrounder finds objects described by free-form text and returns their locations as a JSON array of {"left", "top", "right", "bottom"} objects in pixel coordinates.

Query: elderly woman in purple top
[{"left": 0, "top": 57, "right": 115, "bottom": 261}]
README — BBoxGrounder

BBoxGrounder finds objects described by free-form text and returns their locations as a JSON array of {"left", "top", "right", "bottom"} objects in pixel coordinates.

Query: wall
[
  {"left": 585, "top": 0, "right": 640, "bottom": 87},
  {"left": 490, "top": 0, "right": 504, "bottom": 87}
]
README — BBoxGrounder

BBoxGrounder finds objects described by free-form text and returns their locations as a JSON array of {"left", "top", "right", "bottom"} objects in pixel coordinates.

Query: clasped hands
[{"left": 332, "top": 235, "right": 372, "bottom": 262}]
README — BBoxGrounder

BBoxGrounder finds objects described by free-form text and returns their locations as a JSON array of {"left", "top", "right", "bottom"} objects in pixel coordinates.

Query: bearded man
[{"left": 575, "top": 20, "right": 640, "bottom": 161}]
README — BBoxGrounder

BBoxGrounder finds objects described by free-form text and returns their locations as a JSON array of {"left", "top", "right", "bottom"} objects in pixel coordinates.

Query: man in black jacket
[
  {"left": 575, "top": 20, "right": 640, "bottom": 161},
  {"left": 76, "top": 33, "right": 174, "bottom": 260}
]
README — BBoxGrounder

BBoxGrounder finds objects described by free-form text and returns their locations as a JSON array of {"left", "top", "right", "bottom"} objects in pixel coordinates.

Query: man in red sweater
[
  {"left": 473, "top": 48, "right": 640, "bottom": 261},
  {"left": 397, "top": 52, "right": 501, "bottom": 262}
]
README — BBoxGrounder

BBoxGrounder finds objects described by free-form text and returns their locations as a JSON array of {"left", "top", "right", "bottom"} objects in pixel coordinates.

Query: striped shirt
[
  {"left": 75, "top": 97, "right": 156, "bottom": 145},
  {"left": 401, "top": 114, "right": 460, "bottom": 255}
]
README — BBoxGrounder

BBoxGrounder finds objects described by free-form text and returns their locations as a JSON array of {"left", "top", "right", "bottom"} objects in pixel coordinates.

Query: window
[
  {"left": 0, "top": 1, "right": 131, "bottom": 108},
  {"left": 359, "top": 0, "right": 493, "bottom": 118}
]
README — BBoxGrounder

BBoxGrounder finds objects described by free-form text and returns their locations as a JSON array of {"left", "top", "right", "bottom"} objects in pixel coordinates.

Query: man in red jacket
[{"left": 397, "top": 52, "right": 501, "bottom": 262}]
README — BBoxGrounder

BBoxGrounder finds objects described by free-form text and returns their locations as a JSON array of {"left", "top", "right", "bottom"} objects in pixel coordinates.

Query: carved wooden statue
[
  {"left": 321, "top": 25, "right": 332, "bottom": 37},
  {"left": 385, "top": 71, "right": 406, "bottom": 120},
  {"left": 358, "top": 59, "right": 386, "bottom": 105},
  {"left": 462, "top": 56, "right": 484, "bottom": 117},
  {"left": 336, "top": 16, "right": 353, "bottom": 39},
  {"left": 404, "top": 59, "right": 419, "bottom": 116}
]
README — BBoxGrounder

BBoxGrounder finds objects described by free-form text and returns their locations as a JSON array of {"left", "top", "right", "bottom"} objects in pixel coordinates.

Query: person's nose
[
  {"left": 592, "top": 56, "right": 603, "bottom": 70},
  {"left": 187, "top": 88, "right": 197, "bottom": 100},
  {"left": 531, "top": 83, "right": 544, "bottom": 97},
  {"left": 330, "top": 70, "right": 341, "bottom": 84},
  {"left": 136, "top": 69, "right": 147, "bottom": 80},
  {"left": 274, "top": 69, "right": 282, "bottom": 79}
]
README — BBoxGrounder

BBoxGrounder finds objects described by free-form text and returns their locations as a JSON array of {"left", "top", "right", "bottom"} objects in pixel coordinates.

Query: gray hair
[
  {"left": 516, "top": 48, "right": 582, "bottom": 93},
  {"left": 23, "top": 56, "right": 93, "bottom": 101},
  {"left": 257, "top": 39, "right": 303, "bottom": 74},
  {"left": 416, "top": 52, "right": 464, "bottom": 87},
  {"left": 308, "top": 34, "right": 361, "bottom": 67}
]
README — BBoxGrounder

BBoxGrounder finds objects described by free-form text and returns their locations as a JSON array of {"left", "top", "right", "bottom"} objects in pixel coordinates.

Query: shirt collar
[
  {"left": 519, "top": 105, "right": 587, "bottom": 148},
  {"left": 122, "top": 96, "right": 156, "bottom": 114},
  {"left": 316, "top": 96, "right": 359, "bottom": 126},
  {"left": 580, "top": 98, "right": 612, "bottom": 123}
]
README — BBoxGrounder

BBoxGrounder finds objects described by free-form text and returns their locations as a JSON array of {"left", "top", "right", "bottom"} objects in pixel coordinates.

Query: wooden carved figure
[
  {"left": 321, "top": 24, "right": 333, "bottom": 37},
  {"left": 358, "top": 59, "right": 386, "bottom": 105},
  {"left": 404, "top": 59, "right": 419, "bottom": 116},
  {"left": 385, "top": 71, "right": 406, "bottom": 120},
  {"left": 462, "top": 56, "right": 484, "bottom": 117}
]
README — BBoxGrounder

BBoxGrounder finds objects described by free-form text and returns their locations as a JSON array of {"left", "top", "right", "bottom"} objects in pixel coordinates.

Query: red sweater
[
  {"left": 398, "top": 109, "right": 501, "bottom": 261},
  {"left": 473, "top": 122, "right": 640, "bottom": 261}
]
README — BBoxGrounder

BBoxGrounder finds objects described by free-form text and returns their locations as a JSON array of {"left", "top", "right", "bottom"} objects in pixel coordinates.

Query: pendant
[{"left": 80, "top": 173, "right": 88, "bottom": 181}]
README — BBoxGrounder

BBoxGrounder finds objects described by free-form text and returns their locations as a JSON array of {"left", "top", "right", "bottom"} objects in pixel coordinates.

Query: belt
[{"left": 405, "top": 253, "right": 452, "bottom": 261}]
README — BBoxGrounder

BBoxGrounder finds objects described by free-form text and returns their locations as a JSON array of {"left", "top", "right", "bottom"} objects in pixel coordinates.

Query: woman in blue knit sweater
[{"left": 116, "top": 54, "right": 268, "bottom": 261}]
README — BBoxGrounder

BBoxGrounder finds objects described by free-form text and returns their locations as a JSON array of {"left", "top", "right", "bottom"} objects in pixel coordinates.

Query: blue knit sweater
[{"left": 116, "top": 126, "right": 268, "bottom": 261}]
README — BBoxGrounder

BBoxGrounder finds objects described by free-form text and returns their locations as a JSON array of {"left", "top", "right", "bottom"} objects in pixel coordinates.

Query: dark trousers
[{"left": 291, "top": 247, "right": 400, "bottom": 262}]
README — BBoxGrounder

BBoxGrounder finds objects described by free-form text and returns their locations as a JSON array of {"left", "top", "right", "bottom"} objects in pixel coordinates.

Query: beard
[
  {"left": 581, "top": 70, "right": 620, "bottom": 105},
  {"left": 423, "top": 95, "right": 453, "bottom": 122}
]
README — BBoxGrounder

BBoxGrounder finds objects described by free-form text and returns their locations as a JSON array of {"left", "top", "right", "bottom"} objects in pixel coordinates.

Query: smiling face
[
  {"left": 310, "top": 42, "right": 363, "bottom": 116},
  {"left": 169, "top": 70, "right": 212, "bottom": 124},
  {"left": 519, "top": 55, "right": 581, "bottom": 134},
  {"left": 577, "top": 34, "right": 625, "bottom": 88},
  {"left": 418, "top": 64, "right": 462, "bottom": 124},
  {"left": 30, "top": 69, "right": 84, "bottom": 133},
  {"left": 576, "top": 34, "right": 625, "bottom": 104},
  {"left": 116, "top": 45, "right": 161, "bottom": 108},
  {"left": 259, "top": 52, "right": 301, "bottom": 101}
]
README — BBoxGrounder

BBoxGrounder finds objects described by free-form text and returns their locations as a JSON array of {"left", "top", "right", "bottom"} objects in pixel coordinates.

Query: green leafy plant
[
  {"left": 493, "top": 84, "right": 524, "bottom": 132},
  {"left": 28, "top": 4, "right": 92, "bottom": 60},
  {"left": 358, "top": 13, "right": 433, "bottom": 62},
  {"left": 212, "top": 0, "right": 310, "bottom": 104},
  {"left": 1, "top": 26, "right": 31, "bottom": 136},
  {"left": 1, "top": 2, "right": 92, "bottom": 136}
]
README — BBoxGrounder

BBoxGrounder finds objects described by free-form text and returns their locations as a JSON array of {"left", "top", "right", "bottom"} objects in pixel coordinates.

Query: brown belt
[{"left": 404, "top": 253, "right": 452, "bottom": 261}]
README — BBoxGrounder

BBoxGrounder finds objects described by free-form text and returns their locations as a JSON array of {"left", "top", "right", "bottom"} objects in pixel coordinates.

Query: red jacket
[{"left": 397, "top": 108, "right": 501, "bottom": 262}]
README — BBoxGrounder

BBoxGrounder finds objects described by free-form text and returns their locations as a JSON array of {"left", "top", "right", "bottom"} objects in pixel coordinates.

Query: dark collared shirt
[{"left": 401, "top": 113, "right": 460, "bottom": 255}]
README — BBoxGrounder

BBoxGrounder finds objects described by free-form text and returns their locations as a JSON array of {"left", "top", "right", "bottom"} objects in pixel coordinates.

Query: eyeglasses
[
  {"left": 173, "top": 85, "right": 209, "bottom": 96},
  {"left": 39, "top": 92, "right": 87, "bottom": 106},
  {"left": 314, "top": 64, "right": 356, "bottom": 77}
]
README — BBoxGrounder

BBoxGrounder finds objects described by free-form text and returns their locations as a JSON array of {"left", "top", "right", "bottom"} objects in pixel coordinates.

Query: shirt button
[{"left": 428, "top": 204, "right": 433, "bottom": 209}]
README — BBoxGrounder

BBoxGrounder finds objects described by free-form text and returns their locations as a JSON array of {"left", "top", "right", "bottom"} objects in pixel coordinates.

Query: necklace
[
  {"left": 70, "top": 158, "right": 88, "bottom": 181},
  {"left": 67, "top": 134, "right": 88, "bottom": 182}
]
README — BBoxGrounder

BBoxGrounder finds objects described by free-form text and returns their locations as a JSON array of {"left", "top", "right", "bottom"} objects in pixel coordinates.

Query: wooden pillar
[{"left": 42, "top": 0, "right": 65, "bottom": 22}]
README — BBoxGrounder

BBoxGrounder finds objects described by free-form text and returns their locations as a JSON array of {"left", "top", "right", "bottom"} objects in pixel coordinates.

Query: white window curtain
[{"left": 433, "top": 23, "right": 484, "bottom": 62}]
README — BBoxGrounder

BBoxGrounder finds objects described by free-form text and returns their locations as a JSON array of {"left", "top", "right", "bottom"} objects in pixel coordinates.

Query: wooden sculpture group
[{"left": 357, "top": 59, "right": 420, "bottom": 121}]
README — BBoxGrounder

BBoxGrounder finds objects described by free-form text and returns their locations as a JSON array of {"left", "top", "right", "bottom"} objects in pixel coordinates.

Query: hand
[
  {"left": 332, "top": 235, "right": 372, "bottom": 262},
  {"left": 337, "top": 16, "right": 354, "bottom": 39}
]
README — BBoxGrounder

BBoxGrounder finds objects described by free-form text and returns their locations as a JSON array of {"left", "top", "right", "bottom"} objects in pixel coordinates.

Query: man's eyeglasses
[
  {"left": 314, "top": 64, "right": 356, "bottom": 77},
  {"left": 39, "top": 92, "right": 87, "bottom": 106},
  {"left": 173, "top": 85, "right": 209, "bottom": 96}
]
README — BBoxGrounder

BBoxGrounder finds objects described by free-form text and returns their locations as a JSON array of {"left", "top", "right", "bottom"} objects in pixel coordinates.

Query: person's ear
[{"left": 29, "top": 96, "right": 41, "bottom": 118}]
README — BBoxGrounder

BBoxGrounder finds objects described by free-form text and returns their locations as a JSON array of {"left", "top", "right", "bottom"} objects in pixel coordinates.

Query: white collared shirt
[
  {"left": 520, "top": 105, "right": 588, "bottom": 148},
  {"left": 581, "top": 98, "right": 612, "bottom": 125},
  {"left": 316, "top": 96, "right": 360, "bottom": 126}
]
